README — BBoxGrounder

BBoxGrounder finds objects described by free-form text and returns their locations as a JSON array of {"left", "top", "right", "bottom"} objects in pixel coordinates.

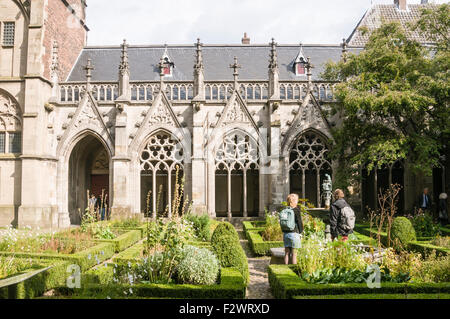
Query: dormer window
[
  {"left": 160, "top": 47, "right": 174, "bottom": 77},
  {"left": 294, "top": 45, "right": 307, "bottom": 76}
]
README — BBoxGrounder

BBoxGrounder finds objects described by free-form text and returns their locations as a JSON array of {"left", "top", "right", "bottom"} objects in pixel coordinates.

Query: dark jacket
[
  {"left": 330, "top": 198, "right": 353, "bottom": 238},
  {"left": 417, "top": 193, "right": 432, "bottom": 210},
  {"left": 292, "top": 207, "right": 304, "bottom": 234}
]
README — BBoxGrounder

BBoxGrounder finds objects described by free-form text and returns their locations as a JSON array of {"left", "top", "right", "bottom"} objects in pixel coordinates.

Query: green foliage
[
  {"left": 299, "top": 266, "right": 409, "bottom": 285},
  {"left": 413, "top": 253, "right": 450, "bottom": 283},
  {"left": 211, "top": 232, "right": 249, "bottom": 285},
  {"left": 322, "top": 7, "right": 450, "bottom": 186},
  {"left": 144, "top": 216, "right": 195, "bottom": 284},
  {"left": 183, "top": 214, "right": 211, "bottom": 242},
  {"left": 176, "top": 245, "right": 219, "bottom": 285},
  {"left": 110, "top": 217, "right": 142, "bottom": 228},
  {"left": 261, "top": 211, "right": 283, "bottom": 241},
  {"left": 211, "top": 222, "right": 239, "bottom": 243},
  {"left": 430, "top": 236, "right": 450, "bottom": 249},
  {"left": 409, "top": 212, "right": 441, "bottom": 237},
  {"left": 391, "top": 217, "right": 417, "bottom": 249},
  {"left": 297, "top": 235, "right": 367, "bottom": 276}
]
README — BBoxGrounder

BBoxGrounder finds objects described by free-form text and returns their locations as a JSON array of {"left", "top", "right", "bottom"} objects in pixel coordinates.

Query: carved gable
[
  {"left": 216, "top": 91, "right": 257, "bottom": 129},
  {"left": 144, "top": 92, "right": 180, "bottom": 129}
]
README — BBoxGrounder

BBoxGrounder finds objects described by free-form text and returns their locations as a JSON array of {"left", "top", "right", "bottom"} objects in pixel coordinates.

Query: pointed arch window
[{"left": 0, "top": 92, "right": 22, "bottom": 154}]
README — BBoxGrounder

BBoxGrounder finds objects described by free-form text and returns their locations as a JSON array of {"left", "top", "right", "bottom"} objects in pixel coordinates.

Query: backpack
[
  {"left": 279, "top": 208, "right": 295, "bottom": 232},
  {"left": 339, "top": 206, "right": 356, "bottom": 231}
]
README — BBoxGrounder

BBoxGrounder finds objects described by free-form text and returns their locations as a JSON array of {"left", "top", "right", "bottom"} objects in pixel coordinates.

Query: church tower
[{"left": 0, "top": 0, "right": 88, "bottom": 228}]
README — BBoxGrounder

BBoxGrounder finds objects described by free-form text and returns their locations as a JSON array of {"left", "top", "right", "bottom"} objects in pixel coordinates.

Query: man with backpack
[
  {"left": 279, "top": 193, "right": 303, "bottom": 264},
  {"left": 330, "top": 189, "right": 355, "bottom": 242}
]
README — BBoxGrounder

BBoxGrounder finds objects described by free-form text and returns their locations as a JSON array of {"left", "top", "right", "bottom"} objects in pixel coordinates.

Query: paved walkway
[{"left": 236, "top": 226, "right": 273, "bottom": 299}]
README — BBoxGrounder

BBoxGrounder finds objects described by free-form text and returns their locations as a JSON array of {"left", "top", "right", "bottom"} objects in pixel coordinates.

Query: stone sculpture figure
[{"left": 322, "top": 174, "right": 332, "bottom": 209}]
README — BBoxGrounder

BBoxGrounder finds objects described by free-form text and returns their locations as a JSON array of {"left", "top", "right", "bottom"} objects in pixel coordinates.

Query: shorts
[{"left": 283, "top": 232, "right": 301, "bottom": 249}]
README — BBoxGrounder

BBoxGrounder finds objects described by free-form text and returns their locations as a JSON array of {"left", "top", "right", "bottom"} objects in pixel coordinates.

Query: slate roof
[
  {"left": 347, "top": 3, "right": 437, "bottom": 46},
  {"left": 66, "top": 45, "right": 362, "bottom": 82}
]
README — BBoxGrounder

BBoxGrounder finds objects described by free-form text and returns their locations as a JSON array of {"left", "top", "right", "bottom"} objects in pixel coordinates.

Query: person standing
[
  {"left": 330, "top": 189, "right": 355, "bottom": 242},
  {"left": 280, "top": 193, "right": 303, "bottom": 265},
  {"left": 417, "top": 187, "right": 432, "bottom": 212},
  {"left": 438, "top": 193, "right": 448, "bottom": 226}
]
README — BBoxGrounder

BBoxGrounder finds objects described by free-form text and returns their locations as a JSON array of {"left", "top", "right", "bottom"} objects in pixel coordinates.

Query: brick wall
[{"left": 42, "top": 0, "right": 87, "bottom": 81}]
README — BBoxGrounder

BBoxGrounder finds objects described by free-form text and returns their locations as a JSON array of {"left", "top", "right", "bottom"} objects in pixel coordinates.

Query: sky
[{"left": 84, "top": 0, "right": 447, "bottom": 46}]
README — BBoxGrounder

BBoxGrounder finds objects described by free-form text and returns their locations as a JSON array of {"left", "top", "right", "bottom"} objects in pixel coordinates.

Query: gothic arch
[
  {"left": 287, "top": 129, "right": 332, "bottom": 207},
  {"left": 57, "top": 129, "right": 113, "bottom": 226},
  {"left": 137, "top": 129, "right": 186, "bottom": 217},
  {"left": 212, "top": 128, "right": 261, "bottom": 217},
  {"left": 0, "top": 89, "right": 23, "bottom": 154}
]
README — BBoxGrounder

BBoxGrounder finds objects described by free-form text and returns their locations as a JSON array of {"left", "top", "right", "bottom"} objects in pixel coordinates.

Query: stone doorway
[{"left": 68, "top": 135, "right": 110, "bottom": 225}]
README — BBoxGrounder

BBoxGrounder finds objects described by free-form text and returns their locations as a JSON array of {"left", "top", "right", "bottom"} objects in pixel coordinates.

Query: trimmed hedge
[
  {"left": 95, "top": 230, "right": 142, "bottom": 253},
  {"left": 112, "top": 225, "right": 147, "bottom": 237},
  {"left": 247, "top": 230, "right": 283, "bottom": 256},
  {"left": 268, "top": 264, "right": 450, "bottom": 299},
  {"left": 58, "top": 267, "right": 246, "bottom": 299},
  {"left": 211, "top": 222, "right": 240, "bottom": 243},
  {"left": 354, "top": 225, "right": 449, "bottom": 256},
  {"left": 0, "top": 242, "right": 116, "bottom": 271},
  {"left": 242, "top": 221, "right": 265, "bottom": 237},
  {"left": 211, "top": 222, "right": 249, "bottom": 286},
  {"left": 0, "top": 259, "right": 70, "bottom": 299},
  {"left": 391, "top": 217, "right": 416, "bottom": 248}
]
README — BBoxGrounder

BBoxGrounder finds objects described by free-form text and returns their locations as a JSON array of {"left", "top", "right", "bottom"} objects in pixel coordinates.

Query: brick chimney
[
  {"left": 394, "top": 0, "right": 407, "bottom": 10},
  {"left": 241, "top": 32, "right": 250, "bottom": 45}
]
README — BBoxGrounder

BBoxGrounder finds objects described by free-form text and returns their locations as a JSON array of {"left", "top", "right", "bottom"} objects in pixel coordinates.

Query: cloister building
[{"left": 0, "top": 0, "right": 447, "bottom": 229}]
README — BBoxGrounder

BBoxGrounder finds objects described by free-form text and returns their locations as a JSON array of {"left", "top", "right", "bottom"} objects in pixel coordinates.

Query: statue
[{"left": 322, "top": 174, "right": 332, "bottom": 209}]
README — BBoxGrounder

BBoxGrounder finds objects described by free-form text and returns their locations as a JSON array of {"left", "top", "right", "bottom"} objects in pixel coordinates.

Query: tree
[{"left": 322, "top": 4, "right": 450, "bottom": 188}]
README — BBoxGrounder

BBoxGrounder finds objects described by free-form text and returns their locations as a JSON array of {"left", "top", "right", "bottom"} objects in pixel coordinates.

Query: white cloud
[{"left": 85, "top": 0, "right": 448, "bottom": 45}]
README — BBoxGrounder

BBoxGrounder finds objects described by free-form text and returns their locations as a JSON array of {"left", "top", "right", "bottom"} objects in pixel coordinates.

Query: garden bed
[
  {"left": 268, "top": 264, "right": 450, "bottom": 299},
  {"left": 0, "top": 259, "right": 70, "bottom": 299},
  {"left": 354, "top": 225, "right": 449, "bottom": 256},
  {"left": 55, "top": 266, "right": 246, "bottom": 299},
  {"left": 94, "top": 229, "right": 142, "bottom": 253}
]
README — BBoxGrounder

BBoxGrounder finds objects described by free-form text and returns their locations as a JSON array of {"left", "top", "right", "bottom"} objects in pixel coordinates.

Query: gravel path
[{"left": 236, "top": 227, "right": 273, "bottom": 299}]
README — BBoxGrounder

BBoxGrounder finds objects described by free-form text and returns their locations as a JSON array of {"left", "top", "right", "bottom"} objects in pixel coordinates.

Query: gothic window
[
  {"left": 239, "top": 85, "right": 246, "bottom": 99},
  {"left": 319, "top": 85, "right": 326, "bottom": 100},
  {"left": 247, "top": 86, "right": 254, "bottom": 100},
  {"left": 172, "top": 85, "right": 179, "bottom": 100},
  {"left": 180, "top": 85, "right": 186, "bottom": 100},
  {"left": 74, "top": 87, "right": 80, "bottom": 102},
  {"left": 0, "top": 91, "right": 22, "bottom": 154},
  {"left": 147, "top": 86, "right": 153, "bottom": 101},
  {"left": 255, "top": 86, "right": 261, "bottom": 100},
  {"left": 140, "top": 131, "right": 184, "bottom": 217},
  {"left": 212, "top": 85, "right": 218, "bottom": 100},
  {"left": 280, "top": 85, "right": 286, "bottom": 100},
  {"left": 2, "top": 22, "right": 15, "bottom": 46},
  {"left": 205, "top": 85, "right": 211, "bottom": 100},
  {"left": 289, "top": 131, "right": 331, "bottom": 207},
  {"left": 262, "top": 85, "right": 268, "bottom": 99},
  {"left": 187, "top": 85, "right": 194, "bottom": 100},
  {"left": 215, "top": 131, "right": 259, "bottom": 217},
  {"left": 287, "top": 85, "right": 293, "bottom": 100},
  {"left": 219, "top": 85, "right": 226, "bottom": 100},
  {"left": 131, "top": 86, "right": 137, "bottom": 100},
  {"left": 139, "top": 86, "right": 145, "bottom": 100},
  {"left": 294, "top": 85, "right": 300, "bottom": 100},
  {"left": 60, "top": 87, "right": 66, "bottom": 102}
]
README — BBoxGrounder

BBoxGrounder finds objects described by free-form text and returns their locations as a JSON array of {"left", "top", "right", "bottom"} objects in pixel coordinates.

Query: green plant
[
  {"left": 211, "top": 222, "right": 239, "bottom": 243},
  {"left": 176, "top": 245, "right": 219, "bottom": 285},
  {"left": 0, "top": 256, "right": 37, "bottom": 279},
  {"left": 430, "top": 236, "right": 450, "bottom": 249},
  {"left": 409, "top": 212, "right": 441, "bottom": 237},
  {"left": 391, "top": 217, "right": 417, "bottom": 249},
  {"left": 261, "top": 211, "right": 283, "bottom": 241},
  {"left": 412, "top": 252, "right": 450, "bottom": 283},
  {"left": 183, "top": 214, "right": 211, "bottom": 242},
  {"left": 111, "top": 217, "right": 143, "bottom": 228},
  {"left": 211, "top": 234, "right": 249, "bottom": 285},
  {"left": 297, "top": 235, "right": 367, "bottom": 276}
]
